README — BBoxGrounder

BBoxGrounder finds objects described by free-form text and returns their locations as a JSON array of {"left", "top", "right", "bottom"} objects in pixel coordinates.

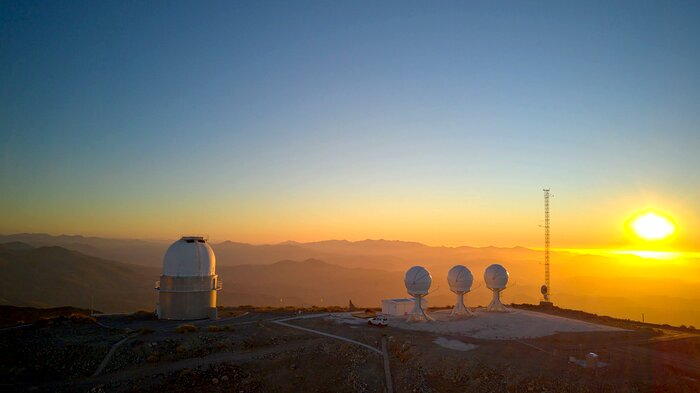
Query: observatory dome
[
  {"left": 447, "top": 265, "right": 473, "bottom": 293},
  {"left": 162, "top": 236, "right": 216, "bottom": 277},
  {"left": 404, "top": 266, "right": 432, "bottom": 295},
  {"left": 484, "top": 264, "right": 509, "bottom": 289}
]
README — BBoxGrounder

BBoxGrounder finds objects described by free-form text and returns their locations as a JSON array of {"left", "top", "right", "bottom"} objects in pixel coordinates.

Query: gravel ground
[
  {"left": 0, "top": 317, "right": 124, "bottom": 386},
  {"left": 3, "top": 309, "right": 698, "bottom": 393}
]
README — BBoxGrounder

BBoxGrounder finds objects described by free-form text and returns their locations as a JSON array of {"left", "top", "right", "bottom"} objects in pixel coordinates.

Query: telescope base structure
[
  {"left": 486, "top": 288, "right": 510, "bottom": 312},
  {"left": 450, "top": 292, "right": 474, "bottom": 317},
  {"left": 156, "top": 275, "right": 220, "bottom": 320},
  {"left": 406, "top": 295, "right": 433, "bottom": 323}
]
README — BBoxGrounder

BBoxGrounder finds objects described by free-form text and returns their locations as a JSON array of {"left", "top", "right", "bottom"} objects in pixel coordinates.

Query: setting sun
[{"left": 630, "top": 212, "right": 676, "bottom": 241}]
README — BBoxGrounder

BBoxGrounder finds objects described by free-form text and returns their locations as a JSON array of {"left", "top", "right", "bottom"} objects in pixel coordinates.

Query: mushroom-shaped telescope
[
  {"left": 448, "top": 265, "right": 473, "bottom": 293},
  {"left": 484, "top": 264, "right": 510, "bottom": 312},
  {"left": 447, "top": 265, "right": 474, "bottom": 317},
  {"left": 404, "top": 266, "right": 432, "bottom": 322},
  {"left": 484, "top": 264, "right": 509, "bottom": 289},
  {"left": 404, "top": 266, "right": 432, "bottom": 295}
]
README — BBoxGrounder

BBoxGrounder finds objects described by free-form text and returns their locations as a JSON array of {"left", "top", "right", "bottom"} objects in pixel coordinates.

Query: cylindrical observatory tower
[
  {"left": 447, "top": 265, "right": 474, "bottom": 317},
  {"left": 156, "top": 236, "right": 221, "bottom": 320}
]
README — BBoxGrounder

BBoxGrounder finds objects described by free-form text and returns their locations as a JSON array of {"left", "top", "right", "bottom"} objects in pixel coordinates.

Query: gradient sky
[{"left": 1, "top": 1, "right": 699, "bottom": 248}]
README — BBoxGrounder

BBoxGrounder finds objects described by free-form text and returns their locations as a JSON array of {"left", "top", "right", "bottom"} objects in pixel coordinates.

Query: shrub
[
  {"left": 175, "top": 324, "right": 197, "bottom": 333},
  {"left": 208, "top": 325, "right": 236, "bottom": 332},
  {"left": 68, "top": 313, "right": 96, "bottom": 324}
]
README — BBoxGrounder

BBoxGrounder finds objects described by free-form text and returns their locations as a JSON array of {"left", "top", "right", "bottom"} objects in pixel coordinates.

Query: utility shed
[{"left": 381, "top": 298, "right": 429, "bottom": 316}]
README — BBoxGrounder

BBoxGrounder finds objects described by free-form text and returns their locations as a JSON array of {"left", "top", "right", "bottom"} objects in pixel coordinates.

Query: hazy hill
[
  {"left": 2, "top": 234, "right": 699, "bottom": 327},
  {"left": 0, "top": 233, "right": 544, "bottom": 271},
  {"left": 0, "top": 242, "right": 159, "bottom": 312},
  {"left": 217, "top": 259, "right": 405, "bottom": 307},
  {"left": 0, "top": 242, "right": 409, "bottom": 312},
  {"left": 212, "top": 241, "right": 326, "bottom": 267},
  {"left": 0, "top": 233, "right": 167, "bottom": 267}
]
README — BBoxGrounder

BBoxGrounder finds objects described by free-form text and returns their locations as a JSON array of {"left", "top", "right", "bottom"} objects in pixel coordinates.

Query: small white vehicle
[{"left": 367, "top": 316, "right": 388, "bottom": 327}]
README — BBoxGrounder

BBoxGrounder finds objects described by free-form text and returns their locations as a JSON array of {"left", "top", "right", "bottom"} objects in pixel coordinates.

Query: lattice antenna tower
[{"left": 543, "top": 188, "right": 551, "bottom": 302}]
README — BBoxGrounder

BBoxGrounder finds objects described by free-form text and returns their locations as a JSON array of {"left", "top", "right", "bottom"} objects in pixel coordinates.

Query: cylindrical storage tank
[{"left": 156, "top": 236, "right": 221, "bottom": 320}]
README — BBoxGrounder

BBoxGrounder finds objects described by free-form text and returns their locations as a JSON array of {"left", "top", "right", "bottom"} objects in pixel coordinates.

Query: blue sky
[{"left": 1, "top": 1, "right": 699, "bottom": 246}]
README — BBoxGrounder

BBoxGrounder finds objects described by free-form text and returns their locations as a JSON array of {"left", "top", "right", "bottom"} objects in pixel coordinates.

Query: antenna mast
[{"left": 542, "top": 188, "right": 551, "bottom": 303}]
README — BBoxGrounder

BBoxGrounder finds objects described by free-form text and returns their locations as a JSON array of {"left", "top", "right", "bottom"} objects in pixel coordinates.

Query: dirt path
[
  {"left": 88, "top": 313, "right": 259, "bottom": 378},
  {"left": 610, "top": 339, "right": 700, "bottom": 377},
  {"left": 92, "top": 332, "right": 140, "bottom": 376},
  {"left": 381, "top": 335, "right": 394, "bottom": 393},
  {"left": 34, "top": 313, "right": 385, "bottom": 391},
  {"left": 523, "top": 329, "right": 700, "bottom": 377},
  {"left": 0, "top": 323, "right": 33, "bottom": 332},
  {"left": 37, "top": 338, "right": 322, "bottom": 391},
  {"left": 272, "top": 318, "right": 382, "bottom": 355}
]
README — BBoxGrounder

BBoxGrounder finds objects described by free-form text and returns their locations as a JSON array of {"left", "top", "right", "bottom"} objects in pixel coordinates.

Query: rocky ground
[
  {"left": 0, "top": 315, "right": 123, "bottom": 385},
  {"left": 0, "top": 306, "right": 698, "bottom": 392}
]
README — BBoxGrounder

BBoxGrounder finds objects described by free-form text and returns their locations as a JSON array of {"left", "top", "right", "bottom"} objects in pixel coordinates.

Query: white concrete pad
[
  {"left": 433, "top": 337, "right": 478, "bottom": 351},
  {"left": 388, "top": 309, "right": 625, "bottom": 340},
  {"left": 327, "top": 313, "right": 369, "bottom": 325}
]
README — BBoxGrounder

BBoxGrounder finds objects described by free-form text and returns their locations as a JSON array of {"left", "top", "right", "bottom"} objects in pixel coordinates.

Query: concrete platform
[{"left": 387, "top": 309, "right": 625, "bottom": 340}]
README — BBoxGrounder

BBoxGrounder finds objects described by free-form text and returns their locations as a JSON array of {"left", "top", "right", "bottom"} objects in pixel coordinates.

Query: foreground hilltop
[{"left": 0, "top": 304, "right": 698, "bottom": 393}]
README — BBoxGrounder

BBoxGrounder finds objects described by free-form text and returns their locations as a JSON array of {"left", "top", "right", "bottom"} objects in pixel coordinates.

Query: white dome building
[{"left": 155, "top": 236, "right": 221, "bottom": 320}]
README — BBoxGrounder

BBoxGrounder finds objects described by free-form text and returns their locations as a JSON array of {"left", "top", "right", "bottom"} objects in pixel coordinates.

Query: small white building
[{"left": 381, "top": 298, "right": 429, "bottom": 316}]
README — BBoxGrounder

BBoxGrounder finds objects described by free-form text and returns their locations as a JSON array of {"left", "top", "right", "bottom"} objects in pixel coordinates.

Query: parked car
[{"left": 368, "top": 315, "right": 388, "bottom": 327}]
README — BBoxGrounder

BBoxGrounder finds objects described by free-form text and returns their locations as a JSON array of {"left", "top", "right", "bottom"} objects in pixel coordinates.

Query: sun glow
[{"left": 629, "top": 212, "right": 676, "bottom": 241}]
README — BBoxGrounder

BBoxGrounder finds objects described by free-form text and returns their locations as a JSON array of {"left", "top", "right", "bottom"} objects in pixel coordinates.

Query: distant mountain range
[
  {"left": 0, "top": 233, "right": 541, "bottom": 270},
  {"left": 0, "top": 242, "right": 407, "bottom": 312},
  {"left": 1, "top": 233, "right": 699, "bottom": 327},
  {"left": 0, "top": 233, "right": 168, "bottom": 267},
  {"left": 0, "top": 241, "right": 158, "bottom": 312}
]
